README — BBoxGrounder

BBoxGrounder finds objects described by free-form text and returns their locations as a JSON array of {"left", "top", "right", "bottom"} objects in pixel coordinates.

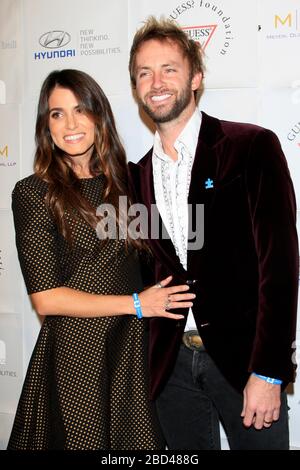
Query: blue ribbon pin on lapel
[{"left": 204, "top": 178, "right": 214, "bottom": 189}]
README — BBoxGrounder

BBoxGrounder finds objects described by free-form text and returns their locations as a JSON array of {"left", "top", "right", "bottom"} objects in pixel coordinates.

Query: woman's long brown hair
[{"left": 34, "top": 69, "right": 142, "bottom": 249}]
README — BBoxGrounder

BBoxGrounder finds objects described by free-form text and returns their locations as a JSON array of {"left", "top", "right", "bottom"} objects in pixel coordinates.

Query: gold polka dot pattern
[{"left": 8, "top": 174, "right": 164, "bottom": 450}]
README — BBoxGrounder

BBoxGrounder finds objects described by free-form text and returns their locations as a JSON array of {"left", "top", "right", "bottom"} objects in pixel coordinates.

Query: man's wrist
[{"left": 252, "top": 372, "right": 282, "bottom": 385}]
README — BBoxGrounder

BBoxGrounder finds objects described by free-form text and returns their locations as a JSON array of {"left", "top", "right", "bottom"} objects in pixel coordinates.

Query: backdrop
[{"left": 1, "top": 0, "right": 300, "bottom": 449}]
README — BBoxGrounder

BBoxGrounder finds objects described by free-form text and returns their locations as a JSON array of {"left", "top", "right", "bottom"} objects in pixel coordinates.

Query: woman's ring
[
  {"left": 156, "top": 282, "right": 163, "bottom": 288},
  {"left": 165, "top": 295, "right": 171, "bottom": 310}
]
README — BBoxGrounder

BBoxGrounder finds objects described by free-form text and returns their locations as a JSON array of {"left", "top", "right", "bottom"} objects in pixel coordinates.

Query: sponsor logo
[
  {"left": 287, "top": 121, "right": 300, "bottom": 148},
  {"left": 0, "top": 145, "right": 8, "bottom": 158},
  {"left": 0, "top": 340, "right": 6, "bottom": 366},
  {"left": 169, "top": 0, "right": 234, "bottom": 55},
  {"left": 39, "top": 31, "right": 71, "bottom": 49},
  {"left": 274, "top": 12, "right": 297, "bottom": 29},
  {"left": 34, "top": 30, "right": 75, "bottom": 60},
  {"left": 0, "top": 145, "right": 16, "bottom": 167},
  {"left": 182, "top": 24, "right": 217, "bottom": 51},
  {"left": 267, "top": 10, "right": 300, "bottom": 40},
  {"left": 34, "top": 49, "right": 75, "bottom": 60},
  {"left": 0, "top": 80, "right": 5, "bottom": 104},
  {"left": 35, "top": 28, "right": 121, "bottom": 59},
  {"left": 275, "top": 13, "right": 292, "bottom": 28}
]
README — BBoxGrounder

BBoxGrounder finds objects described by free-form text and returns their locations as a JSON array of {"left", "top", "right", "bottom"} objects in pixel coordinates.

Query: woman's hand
[{"left": 138, "top": 275, "right": 195, "bottom": 319}]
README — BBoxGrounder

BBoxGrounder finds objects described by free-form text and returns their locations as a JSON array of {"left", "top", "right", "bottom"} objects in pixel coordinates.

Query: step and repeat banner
[{"left": 1, "top": 0, "right": 300, "bottom": 449}]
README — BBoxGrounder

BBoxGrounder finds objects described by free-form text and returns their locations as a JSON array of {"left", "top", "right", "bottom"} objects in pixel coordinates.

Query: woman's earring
[{"left": 51, "top": 140, "right": 55, "bottom": 150}]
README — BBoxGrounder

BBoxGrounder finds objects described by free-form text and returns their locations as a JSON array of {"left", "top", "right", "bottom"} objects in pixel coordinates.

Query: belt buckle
[{"left": 182, "top": 330, "right": 203, "bottom": 351}]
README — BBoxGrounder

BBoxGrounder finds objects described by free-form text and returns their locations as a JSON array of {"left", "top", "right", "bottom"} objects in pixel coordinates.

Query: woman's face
[{"left": 48, "top": 86, "right": 95, "bottom": 158}]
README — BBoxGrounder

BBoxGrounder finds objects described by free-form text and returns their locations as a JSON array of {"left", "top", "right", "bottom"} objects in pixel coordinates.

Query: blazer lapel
[
  {"left": 188, "top": 111, "right": 225, "bottom": 205},
  {"left": 187, "top": 112, "right": 225, "bottom": 267}
]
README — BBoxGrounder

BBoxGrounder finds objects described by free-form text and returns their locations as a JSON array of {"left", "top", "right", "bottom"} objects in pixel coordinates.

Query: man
[{"left": 128, "top": 16, "right": 298, "bottom": 450}]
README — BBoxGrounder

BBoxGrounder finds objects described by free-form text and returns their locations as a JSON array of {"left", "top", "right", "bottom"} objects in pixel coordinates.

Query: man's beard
[{"left": 140, "top": 82, "right": 193, "bottom": 124}]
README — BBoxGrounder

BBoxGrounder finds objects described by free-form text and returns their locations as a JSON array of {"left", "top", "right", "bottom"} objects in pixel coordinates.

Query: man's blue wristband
[
  {"left": 132, "top": 293, "right": 143, "bottom": 319},
  {"left": 252, "top": 372, "right": 282, "bottom": 385}
]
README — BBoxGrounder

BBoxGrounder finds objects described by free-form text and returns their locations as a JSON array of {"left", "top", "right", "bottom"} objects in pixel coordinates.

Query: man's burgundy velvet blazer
[{"left": 128, "top": 112, "right": 298, "bottom": 400}]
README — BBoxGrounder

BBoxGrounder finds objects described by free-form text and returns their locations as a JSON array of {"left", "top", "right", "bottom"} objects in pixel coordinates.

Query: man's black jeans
[{"left": 156, "top": 344, "right": 289, "bottom": 450}]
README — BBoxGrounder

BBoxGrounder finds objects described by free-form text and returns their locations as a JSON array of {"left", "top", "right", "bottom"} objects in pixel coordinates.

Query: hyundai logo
[{"left": 39, "top": 31, "right": 71, "bottom": 49}]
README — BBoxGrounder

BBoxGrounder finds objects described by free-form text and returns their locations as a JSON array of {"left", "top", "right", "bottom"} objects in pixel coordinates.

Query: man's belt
[{"left": 182, "top": 330, "right": 203, "bottom": 351}]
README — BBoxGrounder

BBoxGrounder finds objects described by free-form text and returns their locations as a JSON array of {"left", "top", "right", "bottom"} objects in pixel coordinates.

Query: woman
[{"left": 7, "top": 69, "right": 194, "bottom": 450}]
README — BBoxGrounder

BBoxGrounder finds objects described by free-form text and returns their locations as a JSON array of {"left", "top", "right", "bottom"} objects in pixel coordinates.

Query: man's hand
[{"left": 241, "top": 374, "right": 281, "bottom": 429}]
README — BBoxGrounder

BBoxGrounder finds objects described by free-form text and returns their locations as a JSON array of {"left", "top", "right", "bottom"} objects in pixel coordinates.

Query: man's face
[{"left": 134, "top": 39, "right": 200, "bottom": 124}]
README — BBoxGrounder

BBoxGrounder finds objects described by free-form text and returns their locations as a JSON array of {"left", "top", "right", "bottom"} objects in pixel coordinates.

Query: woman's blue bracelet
[
  {"left": 132, "top": 293, "right": 143, "bottom": 319},
  {"left": 252, "top": 372, "right": 282, "bottom": 385}
]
